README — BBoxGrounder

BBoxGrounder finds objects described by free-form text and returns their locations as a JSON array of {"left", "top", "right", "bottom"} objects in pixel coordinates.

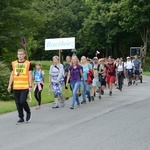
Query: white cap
[
  {"left": 127, "top": 56, "right": 130, "bottom": 59},
  {"left": 93, "top": 57, "right": 98, "bottom": 60}
]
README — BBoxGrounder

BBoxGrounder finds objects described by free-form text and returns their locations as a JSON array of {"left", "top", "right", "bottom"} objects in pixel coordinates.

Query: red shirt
[{"left": 105, "top": 63, "right": 116, "bottom": 76}]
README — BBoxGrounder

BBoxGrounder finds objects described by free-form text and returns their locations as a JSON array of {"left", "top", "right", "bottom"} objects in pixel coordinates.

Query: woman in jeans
[
  {"left": 49, "top": 56, "right": 65, "bottom": 108},
  {"left": 80, "top": 56, "right": 92, "bottom": 103},
  {"left": 66, "top": 56, "right": 84, "bottom": 109}
]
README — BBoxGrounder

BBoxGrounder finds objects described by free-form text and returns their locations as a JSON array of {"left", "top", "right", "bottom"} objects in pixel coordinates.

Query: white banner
[{"left": 45, "top": 37, "right": 75, "bottom": 50}]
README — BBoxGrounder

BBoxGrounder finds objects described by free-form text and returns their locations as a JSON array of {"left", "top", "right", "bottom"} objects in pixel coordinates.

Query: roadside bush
[
  {"left": 0, "top": 62, "right": 14, "bottom": 101},
  {"left": 144, "top": 57, "right": 150, "bottom": 72}
]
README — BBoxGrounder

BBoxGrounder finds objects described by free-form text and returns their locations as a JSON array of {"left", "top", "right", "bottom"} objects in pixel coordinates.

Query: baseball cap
[
  {"left": 93, "top": 57, "right": 98, "bottom": 60},
  {"left": 99, "top": 58, "right": 104, "bottom": 61}
]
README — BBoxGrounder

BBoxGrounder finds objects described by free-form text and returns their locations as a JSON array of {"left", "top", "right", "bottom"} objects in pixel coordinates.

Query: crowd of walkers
[
  {"left": 48, "top": 54, "right": 142, "bottom": 109},
  {"left": 7, "top": 49, "right": 142, "bottom": 124}
]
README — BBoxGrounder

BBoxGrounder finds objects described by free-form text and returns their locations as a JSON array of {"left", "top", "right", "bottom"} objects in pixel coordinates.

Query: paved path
[{"left": 0, "top": 76, "right": 150, "bottom": 150}]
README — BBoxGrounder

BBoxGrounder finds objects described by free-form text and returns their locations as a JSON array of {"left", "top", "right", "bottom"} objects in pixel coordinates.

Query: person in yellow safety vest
[{"left": 7, "top": 49, "right": 33, "bottom": 124}]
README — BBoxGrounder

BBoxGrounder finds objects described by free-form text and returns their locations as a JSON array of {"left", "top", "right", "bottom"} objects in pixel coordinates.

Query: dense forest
[{"left": 0, "top": 0, "right": 150, "bottom": 62}]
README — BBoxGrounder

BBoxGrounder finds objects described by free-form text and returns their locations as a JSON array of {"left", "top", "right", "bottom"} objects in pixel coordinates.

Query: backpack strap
[{"left": 97, "top": 64, "right": 100, "bottom": 71}]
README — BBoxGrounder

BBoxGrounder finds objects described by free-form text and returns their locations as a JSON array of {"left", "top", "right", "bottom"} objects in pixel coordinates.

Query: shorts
[
  {"left": 135, "top": 70, "right": 140, "bottom": 75},
  {"left": 106, "top": 75, "right": 115, "bottom": 84},
  {"left": 126, "top": 69, "right": 133, "bottom": 79},
  {"left": 101, "top": 79, "right": 106, "bottom": 86},
  {"left": 92, "top": 78, "right": 101, "bottom": 87}
]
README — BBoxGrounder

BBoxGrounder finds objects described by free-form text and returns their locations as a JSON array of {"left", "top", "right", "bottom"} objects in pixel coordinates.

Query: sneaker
[
  {"left": 94, "top": 92, "right": 96, "bottom": 97},
  {"left": 70, "top": 106, "right": 74, "bottom": 109},
  {"left": 52, "top": 103, "right": 59, "bottom": 109},
  {"left": 52, "top": 105, "right": 59, "bottom": 109},
  {"left": 91, "top": 96, "right": 94, "bottom": 101},
  {"left": 60, "top": 100, "right": 65, "bottom": 107},
  {"left": 26, "top": 113, "right": 31, "bottom": 122},
  {"left": 77, "top": 104, "right": 80, "bottom": 108},
  {"left": 81, "top": 101, "right": 86, "bottom": 104},
  {"left": 65, "top": 97, "right": 69, "bottom": 100},
  {"left": 109, "top": 91, "right": 112, "bottom": 96},
  {"left": 35, "top": 105, "right": 40, "bottom": 110},
  {"left": 130, "top": 81, "right": 132, "bottom": 85},
  {"left": 16, "top": 118, "right": 24, "bottom": 124},
  {"left": 101, "top": 90, "right": 104, "bottom": 95},
  {"left": 88, "top": 96, "right": 91, "bottom": 102}
]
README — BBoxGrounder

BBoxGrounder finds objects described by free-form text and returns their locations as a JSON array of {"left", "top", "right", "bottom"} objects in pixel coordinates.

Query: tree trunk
[{"left": 140, "top": 25, "right": 149, "bottom": 67}]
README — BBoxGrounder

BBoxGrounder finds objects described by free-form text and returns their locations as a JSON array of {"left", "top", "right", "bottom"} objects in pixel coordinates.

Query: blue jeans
[
  {"left": 70, "top": 81, "right": 81, "bottom": 107},
  {"left": 81, "top": 81, "right": 91, "bottom": 102}
]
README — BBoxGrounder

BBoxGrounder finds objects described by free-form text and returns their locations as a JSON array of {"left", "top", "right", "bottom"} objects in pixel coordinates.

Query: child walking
[{"left": 33, "top": 62, "right": 45, "bottom": 109}]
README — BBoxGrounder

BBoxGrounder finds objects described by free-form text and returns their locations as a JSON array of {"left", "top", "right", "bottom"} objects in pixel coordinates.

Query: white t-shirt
[
  {"left": 124, "top": 61, "right": 134, "bottom": 69},
  {"left": 117, "top": 64, "right": 124, "bottom": 72}
]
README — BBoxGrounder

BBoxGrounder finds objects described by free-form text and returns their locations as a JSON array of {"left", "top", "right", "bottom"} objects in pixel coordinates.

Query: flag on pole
[{"left": 96, "top": 50, "right": 100, "bottom": 56}]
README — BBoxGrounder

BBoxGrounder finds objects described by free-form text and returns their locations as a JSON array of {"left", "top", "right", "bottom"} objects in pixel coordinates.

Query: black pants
[
  {"left": 64, "top": 76, "right": 72, "bottom": 91},
  {"left": 14, "top": 89, "right": 30, "bottom": 119},
  {"left": 118, "top": 72, "right": 124, "bottom": 90},
  {"left": 34, "top": 84, "right": 43, "bottom": 105}
]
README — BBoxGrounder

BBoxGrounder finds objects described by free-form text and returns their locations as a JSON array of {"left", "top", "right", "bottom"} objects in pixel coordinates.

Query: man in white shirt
[{"left": 124, "top": 57, "right": 135, "bottom": 86}]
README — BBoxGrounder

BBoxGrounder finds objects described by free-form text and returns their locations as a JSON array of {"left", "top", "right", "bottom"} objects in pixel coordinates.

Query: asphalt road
[{"left": 0, "top": 76, "right": 150, "bottom": 150}]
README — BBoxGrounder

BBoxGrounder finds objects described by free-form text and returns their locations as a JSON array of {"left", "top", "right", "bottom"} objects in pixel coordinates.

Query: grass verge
[
  {"left": 143, "top": 72, "right": 150, "bottom": 76},
  {"left": 0, "top": 61, "right": 72, "bottom": 114}
]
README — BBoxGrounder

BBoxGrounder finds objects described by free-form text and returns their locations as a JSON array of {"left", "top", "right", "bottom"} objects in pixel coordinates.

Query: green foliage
[
  {"left": 0, "top": 62, "right": 14, "bottom": 101},
  {"left": 0, "top": 0, "right": 150, "bottom": 60},
  {"left": 144, "top": 57, "right": 150, "bottom": 72}
]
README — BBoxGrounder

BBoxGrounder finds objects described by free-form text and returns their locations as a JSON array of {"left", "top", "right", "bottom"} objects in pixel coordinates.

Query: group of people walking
[
  {"left": 40, "top": 54, "right": 141, "bottom": 109},
  {"left": 7, "top": 49, "right": 141, "bottom": 123}
]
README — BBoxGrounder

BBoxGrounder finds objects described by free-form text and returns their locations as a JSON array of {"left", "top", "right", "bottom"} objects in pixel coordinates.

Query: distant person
[
  {"left": 124, "top": 57, "right": 134, "bottom": 86},
  {"left": 49, "top": 56, "right": 65, "bottom": 108},
  {"left": 33, "top": 62, "right": 45, "bottom": 109},
  {"left": 132, "top": 55, "right": 141, "bottom": 85},
  {"left": 105, "top": 57, "right": 117, "bottom": 96},
  {"left": 116, "top": 59, "right": 125, "bottom": 91},
  {"left": 98, "top": 58, "right": 106, "bottom": 95},
  {"left": 7, "top": 49, "right": 32, "bottom": 124},
  {"left": 66, "top": 56, "right": 84, "bottom": 109},
  {"left": 64, "top": 56, "right": 71, "bottom": 100},
  {"left": 80, "top": 56, "right": 92, "bottom": 103},
  {"left": 87, "top": 57, "right": 94, "bottom": 68},
  {"left": 91, "top": 57, "right": 101, "bottom": 100}
]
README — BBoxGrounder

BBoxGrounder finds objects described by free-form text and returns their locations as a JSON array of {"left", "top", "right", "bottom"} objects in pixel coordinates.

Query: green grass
[
  {"left": 1, "top": 61, "right": 150, "bottom": 114},
  {"left": 0, "top": 61, "right": 72, "bottom": 114},
  {"left": 0, "top": 101, "right": 16, "bottom": 114},
  {"left": 143, "top": 72, "right": 150, "bottom": 76}
]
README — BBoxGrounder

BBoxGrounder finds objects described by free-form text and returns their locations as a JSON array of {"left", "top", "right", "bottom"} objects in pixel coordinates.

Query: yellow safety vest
[{"left": 12, "top": 60, "right": 31, "bottom": 90}]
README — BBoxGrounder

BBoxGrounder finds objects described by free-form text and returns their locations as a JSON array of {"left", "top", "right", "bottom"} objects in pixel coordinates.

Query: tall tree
[{"left": 119, "top": 0, "right": 150, "bottom": 56}]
